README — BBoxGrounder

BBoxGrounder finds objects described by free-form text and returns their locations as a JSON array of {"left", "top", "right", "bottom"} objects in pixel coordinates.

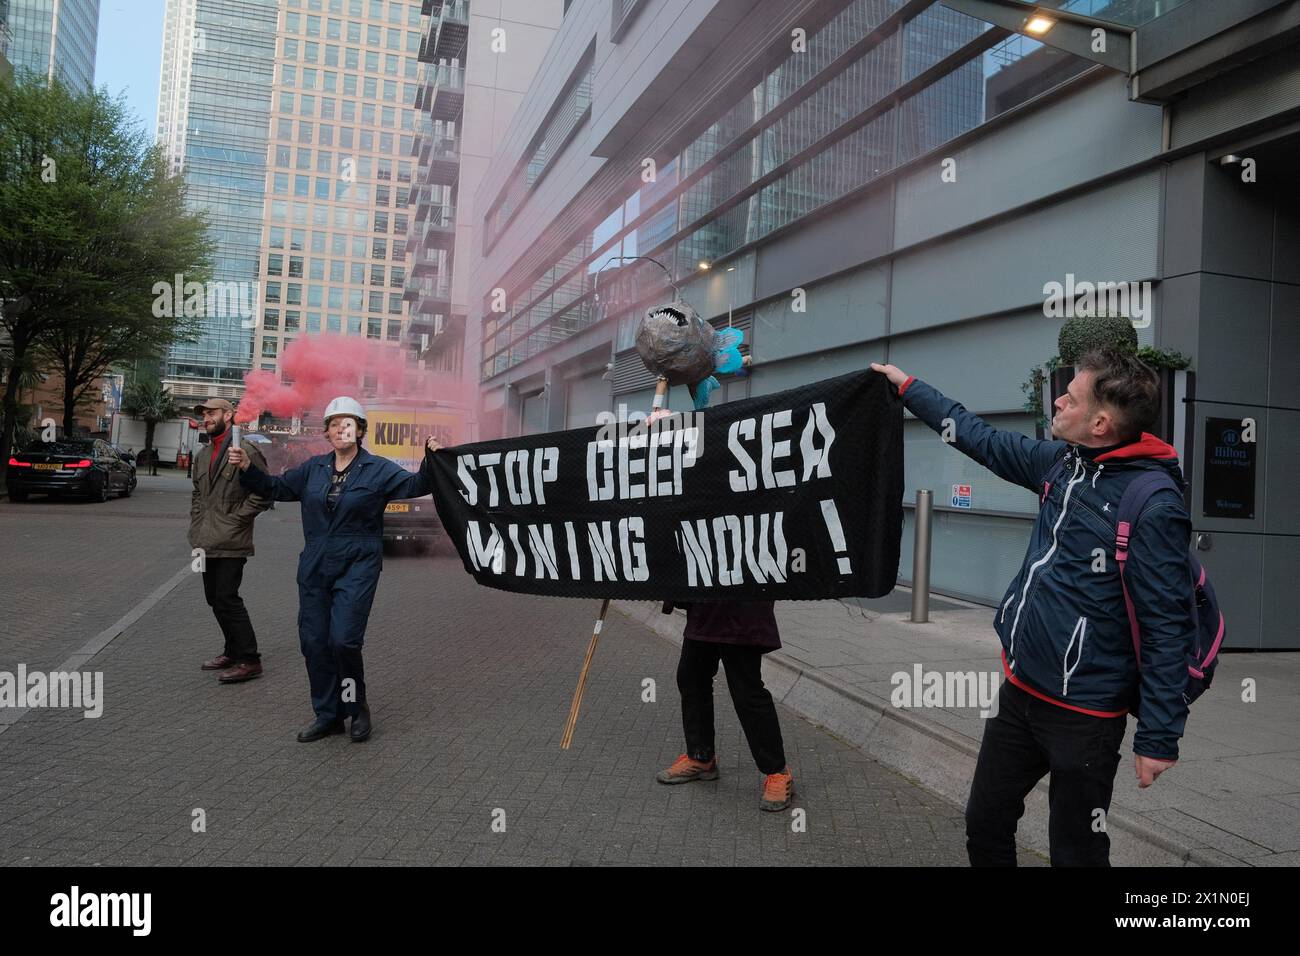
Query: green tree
[
  {"left": 122, "top": 375, "right": 180, "bottom": 476},
  {"left": 0, "top": 75, "right": 210, "bottom": 474}
]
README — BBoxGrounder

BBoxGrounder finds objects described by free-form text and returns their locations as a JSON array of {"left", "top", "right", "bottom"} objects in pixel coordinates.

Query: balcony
[
  {"left": 412, "top": 183, "right": 433, "bottom": 223},
  {"left": 416, "top": 277, "right": 453, "bottom": 314},
  {"left": 427, "top": 63, "right": 465, "bottom": 122},
  {"left": 420, "top": 313, "right": 465, "bottom": 362},
  {"left": 420, "top": 204, "right": 456, "bottom": 251},
  {"left": 411, "top": 243, "right": 444, "bottom": 277},
  {"left": 404, "top": 273, "right": 452, "bottom": 308},
  {"left": 430, "top": 0, "right": 469, "bottom": 63},
  {"left": 426, "top": 135, "right": 461, "bottom": 185}
]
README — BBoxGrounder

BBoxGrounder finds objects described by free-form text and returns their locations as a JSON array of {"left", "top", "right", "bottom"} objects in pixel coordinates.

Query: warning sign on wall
[{"left": 951, "top": 483, "right": 972, "bottom": 509}]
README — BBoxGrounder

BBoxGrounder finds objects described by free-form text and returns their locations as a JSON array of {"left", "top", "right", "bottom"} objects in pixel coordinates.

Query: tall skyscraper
[
  {"left": 250, "top": 0, "right": 427, "bottom": 384},
  {"left": 2, "top": 0, "right": 98, "bottom": 91},
  {"left": 156, "top": 0, "right": 278, "bottom": 400}
]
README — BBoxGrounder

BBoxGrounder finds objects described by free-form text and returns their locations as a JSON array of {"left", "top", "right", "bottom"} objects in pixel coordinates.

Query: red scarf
[{"left": 209, "top": 427, "right": 230, "bottom": 477}]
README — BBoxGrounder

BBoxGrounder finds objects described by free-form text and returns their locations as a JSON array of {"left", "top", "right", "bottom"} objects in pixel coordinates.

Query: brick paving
[{"left": 0, "top": 478, "right": 1041, "bottom": 865}]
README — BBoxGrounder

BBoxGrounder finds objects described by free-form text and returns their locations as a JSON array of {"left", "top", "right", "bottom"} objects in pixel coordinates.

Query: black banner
[{"left": 428, "top": 370, "right": 903, "bottom": 601}]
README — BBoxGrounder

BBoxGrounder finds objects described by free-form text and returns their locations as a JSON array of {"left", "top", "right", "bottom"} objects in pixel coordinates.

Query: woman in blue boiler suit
[{"left": 229, "top": 396, "right": 442, "bottom": 744}]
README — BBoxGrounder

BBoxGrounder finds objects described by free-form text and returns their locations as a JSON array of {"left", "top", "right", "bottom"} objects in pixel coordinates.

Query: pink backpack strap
[{"left": 1114, "top": 471, "right": 1183, "bottom": 668}]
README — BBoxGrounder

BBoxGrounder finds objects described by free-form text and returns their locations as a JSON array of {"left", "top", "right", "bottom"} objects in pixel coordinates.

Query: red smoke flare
[{"left": 235, "top": 336, "right": 475, "bottom": 425}]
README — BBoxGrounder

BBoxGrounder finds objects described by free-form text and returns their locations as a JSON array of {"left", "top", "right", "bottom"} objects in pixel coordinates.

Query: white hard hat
[{"left": 323, "top": 396, "right": 367, "bottom": 428}]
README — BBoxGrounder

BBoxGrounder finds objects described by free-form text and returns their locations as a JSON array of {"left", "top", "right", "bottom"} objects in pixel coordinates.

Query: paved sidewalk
[
  {"left": 617, "top": 590, "right": 1300, "bottom": 866},
  {"left": 0, "top": 486, "right": 1043, "bottom": 866}
]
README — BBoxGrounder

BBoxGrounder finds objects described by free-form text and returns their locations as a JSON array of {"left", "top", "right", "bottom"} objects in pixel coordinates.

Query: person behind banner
[
  {"left": 871, "top": 351, "right": 1194, "bottom": 867},
  {"left": 656, "top": 599, "right": 795, "bottom": 811},
  {"left": 228, "top": 396, "right": 443, "bottom": 744}
]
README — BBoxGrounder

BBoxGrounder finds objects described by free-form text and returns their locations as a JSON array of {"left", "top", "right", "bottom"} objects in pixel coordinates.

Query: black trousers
[
  {"left": 676, "top": 638, "right": 786, "bottom": 775},
  {"left": 966, "top": 680, "right": 1127, "bottom": 866},
  {"left": 201, "top": 557, "right": 260, "bottom": 664}
]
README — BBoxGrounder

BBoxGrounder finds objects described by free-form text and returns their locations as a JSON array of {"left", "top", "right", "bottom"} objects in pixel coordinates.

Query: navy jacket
[
  {"left": 239, "top": 445, "right": 435, "bottom": 580},
  {"left": 901, "top": 377, "right": 1195, "bottom": 759}
]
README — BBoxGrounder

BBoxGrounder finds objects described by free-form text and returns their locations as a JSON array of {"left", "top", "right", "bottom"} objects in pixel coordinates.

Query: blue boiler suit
[{"left": 240, "top": 445, "right": 435, "bottom": 720}]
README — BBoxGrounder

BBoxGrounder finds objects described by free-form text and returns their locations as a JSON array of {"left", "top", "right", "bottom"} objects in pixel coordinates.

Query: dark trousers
[
  {"left": 201, "top": 557, "right": 260, "bottom": 663},
  {"left": 966, "top": 680, "right": 1127, "bottom": 866},
  {"left": 295, "top": 553, "right": 380, "bottom": 721},
  {"left": 677, "top": 638, "right": 787, "bottom": 775}
]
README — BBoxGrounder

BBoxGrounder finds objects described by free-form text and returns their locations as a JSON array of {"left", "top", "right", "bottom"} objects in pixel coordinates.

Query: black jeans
[
  {"left": 201, "top": 557, "right": 260, "bottom": 664},
  {"left": 966, "top": 680, "right": 1127, "bottom": 866},
  {"left": 677, "top": 638, "right": 786, "bottom": 775}
]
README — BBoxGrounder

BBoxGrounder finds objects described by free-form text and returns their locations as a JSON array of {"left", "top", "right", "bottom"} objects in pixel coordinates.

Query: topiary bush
[
  {"left": 1057, "top": 315, "right": 1138, "bottom": 364},
  {"left": 1136, "top": 345, "right": 1191, "bottom": 370}
]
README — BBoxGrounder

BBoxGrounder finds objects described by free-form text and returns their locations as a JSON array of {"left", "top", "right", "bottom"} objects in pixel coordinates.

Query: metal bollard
[{"left": 911, "top": 489, "right": 933, "bottom": 623}]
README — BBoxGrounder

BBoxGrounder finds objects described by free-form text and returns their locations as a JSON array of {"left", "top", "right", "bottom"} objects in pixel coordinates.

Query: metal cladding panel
[
  {"left": 564, "top": 371, "right": 613, "bottom": 429},
  {"left": 886, "top": 308, "right": 1060, "bottom": 415},
  {"left": 1170, "top": 45, "right": 1300, "bottom": 149},
  {"left": 746, "top": 342, "right": 875, "bottom": 398},
  {"left": 891, "top": 171, "right": 1162, "bottom": 334},
  {"left": 1262, "top": 536, "right": 1300, "bottom": 649},
  {"left": 1262, "top": 406, "right": 1300, "bottom": 535},
  {"left": 754, "top": 187, "right": 893, "bottom": 302},
  {"left": 1196, "top": 275, "right": 1273, "bottom": 408},
  {"left": 1192, "top": 531, "right": 1264, "bottom": 650},
  {"left": 898, "top": 509, "right": 1030, "bottom": 606},
  {"left": 895, "top": 73, "right": 1163, "bottom": 249},
  {"left": 901, "top": 415, "right": 1043, "bottom": 516},
  {"left": 1268, "top": 279, "right": 1300, "bottom": 411},
  {"left": 752, "top": 263, "right": 889, "bottom": 366}
]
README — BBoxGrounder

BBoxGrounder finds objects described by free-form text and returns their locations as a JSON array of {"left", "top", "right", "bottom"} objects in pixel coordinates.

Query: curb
[{"left": 612, "top": 599, "right": 1238, "bottom": 867}]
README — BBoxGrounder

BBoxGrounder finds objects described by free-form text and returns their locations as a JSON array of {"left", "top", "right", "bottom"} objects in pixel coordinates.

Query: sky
[{"left": 95, "top": 0, "right": 167, "bottom": 141}]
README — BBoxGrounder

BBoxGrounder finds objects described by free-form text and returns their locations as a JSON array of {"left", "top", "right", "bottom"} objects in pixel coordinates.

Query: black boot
[
  {"left": 297, "top": 716, "right": 346, "bottom": 742},
  {"left": 350, "top": 703, "right": 372, "bottom": 743}
]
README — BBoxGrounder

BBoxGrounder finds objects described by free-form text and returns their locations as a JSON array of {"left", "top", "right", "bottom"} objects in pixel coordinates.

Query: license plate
[
  {"left": 385, "top": 502, "right": 410, "bottom": 513},
  {"left": 33, "top": 463, "right": 61, "bottom": 471}
]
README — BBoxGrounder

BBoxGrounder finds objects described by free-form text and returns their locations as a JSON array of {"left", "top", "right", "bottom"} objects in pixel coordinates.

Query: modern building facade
[
  {"left": 156, "top": 0, "right": 279, "bottom": 401},
  {"left": 406, "top": 0, "right": 564, "bottom": 373},
  {"left": 250, "top": 0, "right": 426, "bottom": 379},
  {"left": 469, "top": 0, "right": 1300, "bottom": 649},
  {"left": 1, "top": 0, "right": 98, "bottom": 91},
  {"left": 0, "top": 1, "right": 14, "bottom": 81}
]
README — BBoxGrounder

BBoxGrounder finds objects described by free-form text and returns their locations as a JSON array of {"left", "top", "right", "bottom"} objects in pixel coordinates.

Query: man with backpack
[{"left": 871, "top": 349, "right": 1213, "bottom": 866}]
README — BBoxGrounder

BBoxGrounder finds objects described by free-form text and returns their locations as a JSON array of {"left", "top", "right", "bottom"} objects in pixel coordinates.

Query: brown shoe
[
  {"left": 201, "top": 654, "right": 236, "bottom": 671},
  {"left": 217, "top": 662, "right": 263, "bottom": 683}
]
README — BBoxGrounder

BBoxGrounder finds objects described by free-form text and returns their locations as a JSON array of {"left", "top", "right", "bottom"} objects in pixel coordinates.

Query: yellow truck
[{"left": 366, "top": 401, "right": 469, "bottom": 554}]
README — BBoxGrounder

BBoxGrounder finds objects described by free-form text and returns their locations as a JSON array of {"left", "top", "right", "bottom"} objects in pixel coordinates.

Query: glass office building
[
  {"left": 471, "top": 0, "right": 1300, "bottom": 649},
  {"left": 2, "top": 0, "right": 98, "bottom": 91},
  {"left": 157, "top": 0, "right": 278, "bottom": 399},
  {"left": 250, "top": 0, "right": 425, "bottom": 382}
]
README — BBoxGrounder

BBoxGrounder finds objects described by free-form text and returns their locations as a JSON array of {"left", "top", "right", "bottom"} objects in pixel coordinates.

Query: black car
[{"left": 6, "top": 438, "right": 137, "bottom": 502}]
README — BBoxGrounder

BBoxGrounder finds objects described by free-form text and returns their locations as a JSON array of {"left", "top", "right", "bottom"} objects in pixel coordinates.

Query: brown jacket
[{"left": 189, "top": 434, "right": 272, "bottom": 558}]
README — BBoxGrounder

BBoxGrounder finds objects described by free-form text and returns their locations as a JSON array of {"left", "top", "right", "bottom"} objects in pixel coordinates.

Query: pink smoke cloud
[{"left": 236, "top": 336, "right": 476, "bottom": 425}]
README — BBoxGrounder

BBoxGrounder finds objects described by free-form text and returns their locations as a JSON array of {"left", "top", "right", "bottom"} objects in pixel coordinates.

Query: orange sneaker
[
  {"left": 760, "top": 767, "right": 794, "bottom": 811},
  {"left": 655, "top": 753, "right": 719, "bottom": 784}
]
